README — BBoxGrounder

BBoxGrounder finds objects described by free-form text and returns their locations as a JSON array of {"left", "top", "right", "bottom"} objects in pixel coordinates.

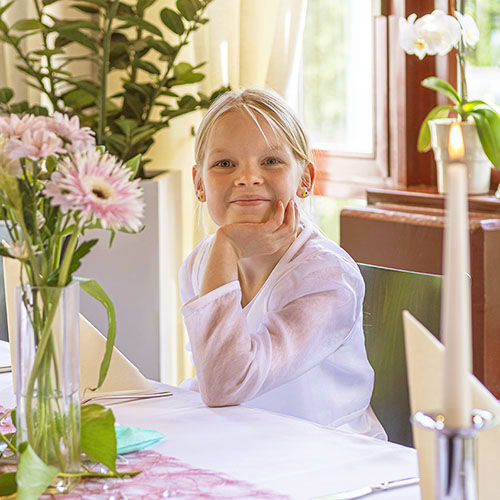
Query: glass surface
[
  {"left": 302, "top": 0, "right": 374, "bottom": 153},
  {"left": 465, "top": 0, "right": 500, "bottom": 106}
]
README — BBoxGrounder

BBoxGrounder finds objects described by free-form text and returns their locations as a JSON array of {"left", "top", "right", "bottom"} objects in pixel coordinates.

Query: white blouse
[{"left": 179, "top": 223, "right": 386, "bottom": 439}]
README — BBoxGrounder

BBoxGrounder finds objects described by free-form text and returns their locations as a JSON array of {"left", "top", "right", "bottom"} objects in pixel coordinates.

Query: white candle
[{"left": 442, "top": 122, "right": 472, "bottom": 428}]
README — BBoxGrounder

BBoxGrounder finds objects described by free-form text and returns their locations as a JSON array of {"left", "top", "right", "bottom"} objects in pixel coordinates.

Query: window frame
[{"left": 312, "top": 0, "right": 458, "bottom": 198}]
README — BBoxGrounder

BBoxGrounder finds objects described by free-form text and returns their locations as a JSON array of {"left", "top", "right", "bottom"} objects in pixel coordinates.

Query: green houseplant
[
  {"left": 399, "top": 9, "right": 500, "bottom": 193},
  {"left": 0, "top": 0, "right": 227, "bottom": 176}
]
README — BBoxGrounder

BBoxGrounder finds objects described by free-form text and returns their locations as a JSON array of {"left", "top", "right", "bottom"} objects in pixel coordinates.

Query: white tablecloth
[{"left": 0, "top": 340, "right": 421, "bottom": 499}]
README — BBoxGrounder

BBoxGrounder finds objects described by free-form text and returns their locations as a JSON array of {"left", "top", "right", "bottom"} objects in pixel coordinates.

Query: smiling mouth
[{"left": 230, "top": 199, "right": 269, "bottom": 206}]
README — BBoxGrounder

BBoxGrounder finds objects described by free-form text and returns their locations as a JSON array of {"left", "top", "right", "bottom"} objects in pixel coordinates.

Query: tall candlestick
[{"left": 442, "top": 122, "right": 472, "bottom": 428}]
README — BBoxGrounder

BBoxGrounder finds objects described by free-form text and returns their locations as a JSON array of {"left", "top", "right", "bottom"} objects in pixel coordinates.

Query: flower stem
[{"left": 97, "top": 0, "right": 120, "bottom": 145}]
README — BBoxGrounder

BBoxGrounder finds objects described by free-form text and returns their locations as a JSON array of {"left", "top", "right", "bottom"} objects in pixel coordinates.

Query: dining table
[{"left": 0, "top": 340, "right": 422, "bottom": 500}]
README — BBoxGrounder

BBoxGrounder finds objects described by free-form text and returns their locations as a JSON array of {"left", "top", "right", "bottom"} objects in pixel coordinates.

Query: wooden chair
[{"left": 358, "top": 263, "right": 442, "bottom": 447}]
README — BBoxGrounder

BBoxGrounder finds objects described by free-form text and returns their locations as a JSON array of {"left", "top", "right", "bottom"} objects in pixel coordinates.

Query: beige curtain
[
  {"left": 0, "top": 0, "right": 308, "bottom": 386},
  {"left": 0, "top": 0, "right": 38, "bottom": 104},
  {"left": 194, "top": 0, "right": 308, "bottom": 109}
]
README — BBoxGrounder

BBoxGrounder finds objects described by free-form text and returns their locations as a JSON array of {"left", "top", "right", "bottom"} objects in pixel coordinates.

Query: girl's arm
[
  {"left": 182, "top": 255, "right": 363, "bottom": 407},
  {"left": 200, "top": 200, "right": 298, "bottom": 296}
]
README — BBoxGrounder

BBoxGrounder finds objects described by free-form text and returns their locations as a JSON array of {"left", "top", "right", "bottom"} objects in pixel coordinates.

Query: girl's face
[{"left": 196, "top": 110, "right": 307, "bottom": 226}]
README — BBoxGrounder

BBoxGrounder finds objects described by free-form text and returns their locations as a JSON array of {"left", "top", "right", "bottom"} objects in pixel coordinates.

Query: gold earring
[
  {"left": 198, "top": 193, "right": 204, "bottom": 201},
  {"left": 301, "top": 189, "right": 309, "bottom": 198}
]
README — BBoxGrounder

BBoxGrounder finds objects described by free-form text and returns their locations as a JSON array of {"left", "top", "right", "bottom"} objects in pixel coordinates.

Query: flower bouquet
[
  {"left": 0, "top": 112, "right": 144, "bottom": 498},
  {"left": 399, "top": 9, "right": 500, "bottom": 187}
]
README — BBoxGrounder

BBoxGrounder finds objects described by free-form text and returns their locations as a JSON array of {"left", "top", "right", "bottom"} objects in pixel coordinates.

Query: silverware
[
  {"left": 310, "top": 477, "right": 419, "bottom": 500},
  {"left": 81, "top": 390, "right": 173, "bottom": 405}
]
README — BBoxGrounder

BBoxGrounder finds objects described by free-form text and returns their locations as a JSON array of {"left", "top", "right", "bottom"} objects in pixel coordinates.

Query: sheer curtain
[
  {"left": 0, "top": 0, "right": 308, "bottom": 385},
  {"left": 194, "top": 0, "right": 308, "bottom": 109},
  {"left": 168, "top": 0, "right": 309, "bottom": 383},
  {"left": 0, "top": 0, "right": 38, "bottom": 104}
]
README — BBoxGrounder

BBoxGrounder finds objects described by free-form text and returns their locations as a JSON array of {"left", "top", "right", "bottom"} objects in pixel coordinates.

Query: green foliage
[
  {"left": 417, "top": 78, "right": 500, "bottom": 167},
  {"left": 0, "top": 0, "right": 228, "bottom": 176},
  {"left": 79, "top": 279, "right": 117, "bottom": 390},
  {"left": 81, "top": 404, "right": 117, "bottom": 472},
  {"left": 16, "top": 443, "right": 59, "bottom": 500}
]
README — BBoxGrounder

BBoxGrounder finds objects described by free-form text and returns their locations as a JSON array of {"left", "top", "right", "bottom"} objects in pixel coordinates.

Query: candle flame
[{"left": 448, "top": 122, "right": 465, "bottom": 160}]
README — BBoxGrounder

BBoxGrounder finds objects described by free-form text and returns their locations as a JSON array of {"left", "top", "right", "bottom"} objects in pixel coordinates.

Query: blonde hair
[
  {"left": 194, "top": 87, "right": 313, "bottom": 185},
  {"left": 193, "top": 87, "right": 317, "bottom": 232}
]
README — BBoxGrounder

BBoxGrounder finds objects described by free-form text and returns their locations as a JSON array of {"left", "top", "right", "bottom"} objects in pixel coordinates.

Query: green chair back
[{"left": 358, "top": 263, "right": 442, "bottom": 447}]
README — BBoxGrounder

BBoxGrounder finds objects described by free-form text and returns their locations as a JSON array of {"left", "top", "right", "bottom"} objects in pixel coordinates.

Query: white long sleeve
[{"left": 179, "top": 224, "right": 386, "bottom": 439}]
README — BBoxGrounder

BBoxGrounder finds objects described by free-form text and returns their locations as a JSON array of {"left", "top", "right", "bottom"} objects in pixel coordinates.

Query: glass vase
[{"left": 16, "top": 282, "right": 81, "bottom": 493}]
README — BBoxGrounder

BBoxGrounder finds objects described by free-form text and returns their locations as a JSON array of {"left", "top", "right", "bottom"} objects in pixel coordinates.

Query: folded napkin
[
  {"left": 115, "top": 424, "right": 165, "bottom": 455},
  {"left": 403, "top": 310, "right": 500, "bottom": 500},
  {"left": 3, "top": 257, "right": 154, "bottom": 398}
]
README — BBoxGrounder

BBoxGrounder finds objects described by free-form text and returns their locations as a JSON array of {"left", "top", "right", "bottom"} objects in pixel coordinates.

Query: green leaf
[
  {"left": 417, "top": 105, "right": 454, "bottom": 152},
  {"left": 18, "top": 180, "right": 36, "bottom": 234},
  {"left": 81, "top": 404, "right": 117, "bottom": 472},
  {"left": 469, "top": 107, "right": 500, "bottom": 168},
  {"left": 173, "top": 61, "right": 192, "bottom": 78},
  {"left": 0, "top": 472, "right": 16, "bottom": 496},
  {"left": 176, "top": 0, "right": 198, "bottom": 20},
  {"left": 74, "top": 0, "right": 107, "bottom": 7},
  {"left": 147, "top": 38, "right": 176, "bottom": 57},
  {"left": 55, "top": 28, "right": 98, "bottom": 52},
  {"left": 0, "top": 87, "right": 14, "bottom": 104},
  {"left": 0, "top": 1, "right": 15, "bottom": 18},
  {"left": 137, "top": 0, "right": 158, "bottom": 16},
  {"left": 171, "top": 72, "right": 204, "bottom": 85},
  {"left": 62, "top": 88, "right": 96, "bottom": 108},
  {"left": 118, "top": 16, "right": 163, "bottom": 37},
  {"left": 160, "top": 7, "right": 185, "bottom": 35},
  {"left": 135, "top": 60, "right": 160, "bottom": 75},
  {"left": 68, "top": 239, "right": 98, "bottom": 279},
  {"left": 72, "top": 4, "right": 101, "bottom": 14},
  {"left": 462, "top": 100, "right": 490, "bottom": 113},
  {"left": 116, "top": 119, "right": 137, "bottom": 137},
  {"left": 421, "top": 77, "right": 461, "bottom": 106},
  {"left": 125, "top": 153, "right": 141, "bottom": 179},
  {"left": 16, "top": 443, "right": 59, "bottom": 500},
  {"left": 11, "top": 19, "right": 45, "bottom": 31},
  {"left": 79, "top": 279, "right": 117, "bottom": 390},
  {"left": 0, "top": 172, "right": 22, "bottom": 211},
  {"left": 32, "top": 48, "right": 65, "bottom": 57}
]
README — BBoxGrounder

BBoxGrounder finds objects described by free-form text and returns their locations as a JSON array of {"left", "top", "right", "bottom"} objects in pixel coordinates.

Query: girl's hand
[{"left": 217, "top": 199, "right": 299, "bottom": 260}]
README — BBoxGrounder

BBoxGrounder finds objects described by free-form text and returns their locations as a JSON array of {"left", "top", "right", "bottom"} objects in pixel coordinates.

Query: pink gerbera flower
[
  {"left": 7, "top": 128, "right": 65, "bottom": 162},
  {"left": 0, "top": 114, "right": 46, "bottom": 138},
  {"left": 46, "top": 112, "right": 95, "bottom": 153},
  {"left": 44, "top": 149, "right": 144, "bottom": 232}
]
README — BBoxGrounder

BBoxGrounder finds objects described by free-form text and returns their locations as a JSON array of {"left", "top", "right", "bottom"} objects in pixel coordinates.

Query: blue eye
[
  {"left": 215, "top": 160, "right": 233, "bottom": 167},
  {"left": 264, "top": 158, "right": 282, "bottom": 165}
]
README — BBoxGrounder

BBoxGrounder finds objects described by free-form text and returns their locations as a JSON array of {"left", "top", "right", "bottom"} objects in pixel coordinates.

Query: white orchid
[
  {"left": 399, "top": 9, "right": 500, "bottom": 169},
  {"left": 454, "top": 11, "right": 480, "bottom": 47},
  {"left": 399, "top": 10, "right": 461, "bottom": 60}
]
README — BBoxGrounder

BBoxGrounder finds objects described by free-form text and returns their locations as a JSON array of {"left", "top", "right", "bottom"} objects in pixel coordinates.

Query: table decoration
[
  {"left": 405, "top": 123, "right": 499, "bottom": 499},
  {"left": 399, "top": 8, "right": 500, "bottom": 194},
  {"left": 0, "top": 112, "right": 144, "bottom": 498},
  {"left": 403, "top": 311, "right": 500, "bottom": 500}
]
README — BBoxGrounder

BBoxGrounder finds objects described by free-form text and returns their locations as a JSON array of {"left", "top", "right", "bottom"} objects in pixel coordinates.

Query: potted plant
[
  {"left": 0, "top": 0, "right": 227, "bottom": 176},
  {"left": 0, "top": 0, "right": 227, "bottom": 379},
  {"left": 0, "top": 112, "right": 144, "bottom": 498},
  {"left": 399, "top": 8, "right": 500, "bottom": 194}
]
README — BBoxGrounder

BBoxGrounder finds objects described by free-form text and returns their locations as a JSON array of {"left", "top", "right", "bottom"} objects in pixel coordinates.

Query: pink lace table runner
[{"left": 1, "top": 406, "right": 290, "bottom": 500}]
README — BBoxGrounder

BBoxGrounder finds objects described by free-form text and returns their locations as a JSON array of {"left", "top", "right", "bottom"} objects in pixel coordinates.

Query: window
[
  {"left": 302, "top": 0, "right": 389, "bottom": 198},
  {"left": 465, "top": 0, "right": 500, "bottom": 106}
]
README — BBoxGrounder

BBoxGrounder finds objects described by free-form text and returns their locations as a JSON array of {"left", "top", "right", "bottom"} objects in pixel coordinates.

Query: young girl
[{"left": 179, "top": 88, "right": 386, "bottom": 439}]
